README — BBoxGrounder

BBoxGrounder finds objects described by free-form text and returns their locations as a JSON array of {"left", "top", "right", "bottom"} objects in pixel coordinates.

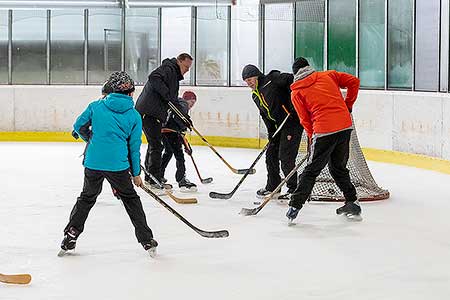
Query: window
[
  {"left": 196, "top": 6, "right": 228, "bottom": 86},
  {"left": 415, "top": 0, "right": 440, "bottom": 91},
  {"left": 265, "top": 3, "right": 293, "bottom": 73},
  {"left": 231, "top": 4, "right": 259, "bottom": 86},
  {"left": 125, "top": 8, "right": 158, "bottom": 85},
  {"left": 328, "top": 0, "right": 356, "bottom": 74},
  {"left": 295, "top": 0, "right": 325, "bottom": 71},
  {"left": 51, "top": 9, "right": 84, "bottom": 84},
  {"left": 12, "top": 10, "right": 47, "bottom": 84},
  {"left": 161, "top": 7, "right": 191, "bottom": 85},
  {"left": 88, "top": 9, "right": 121, "bottom": 84},
  {"left": 359, "top": 0, "right": 385, "bottom": 88},
  {"left": 0, "top": 10, "right": 8, "bottom": 84},
  {"left": 387, "top": 0, "right": 413, "bottom": 89}
]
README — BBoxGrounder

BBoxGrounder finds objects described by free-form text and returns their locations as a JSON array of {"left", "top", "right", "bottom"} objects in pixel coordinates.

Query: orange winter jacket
[{"left": 290, "top": 70, "right": 360, "bottom": 139}]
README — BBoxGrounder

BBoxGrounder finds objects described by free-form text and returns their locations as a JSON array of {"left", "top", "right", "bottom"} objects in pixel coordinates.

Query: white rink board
[{"left": 1, "top": 85, "right": 450, "bottom": 160}]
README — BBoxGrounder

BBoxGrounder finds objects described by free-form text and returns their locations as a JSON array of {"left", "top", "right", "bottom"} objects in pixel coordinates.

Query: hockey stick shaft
[
  {"left": 167, "top": 101, "right": 254, "bottom": 175},
  {"left": 140, "top": 184, "right": 229, "bottom": 238},
  {"left": 140, "top": 166, "right": 197, "bottom": 204},
  {"left": 240, "top": 155, "right": 307, "bottom": 216},
  {"left": 209, "top": 113, "right": 291, "bottom": 199},
  {"left": 182, "top": 136, "right": 213, "bottom": 184}
]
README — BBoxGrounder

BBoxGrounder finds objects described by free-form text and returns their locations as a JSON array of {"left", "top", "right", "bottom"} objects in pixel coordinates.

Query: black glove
[
  {"left": 71, "top": 130, "right": 79, "bottom": 140},
  {"left": 184, "top": 114, "right": 193, "bottom": 129}
]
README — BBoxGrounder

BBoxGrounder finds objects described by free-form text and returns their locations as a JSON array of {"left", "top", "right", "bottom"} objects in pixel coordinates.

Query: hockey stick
[
  {"left": 240, "top": 155, "right": 307, "bottom": 216},
  {"left": 167, "top": 101, "right": 255, "bottom": 175},
  {"left": 209, "top": 113, "right": 291, "bottom": 200},
  {"left": 140, "top": 166, "right": 197, "bottom": 204},
  {"left": 0, "top": 273, "right": 32, "bottom": 284},
  {"left": 182, "top": 136, "right": 213, "bottom": 184},
  {"left": 140, "top": 184, "right": 229, "bottom": 238}
]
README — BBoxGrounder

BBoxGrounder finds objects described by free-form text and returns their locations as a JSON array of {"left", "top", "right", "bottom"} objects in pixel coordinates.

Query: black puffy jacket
[
  {"left": 135, "top": 58, "right": 184, "bottom": 122},
  {"left": 251, "top": 70, "right": 302, "bottom": 136}
]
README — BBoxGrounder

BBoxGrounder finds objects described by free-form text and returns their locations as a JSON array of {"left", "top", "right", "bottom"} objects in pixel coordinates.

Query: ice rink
[{"left": 1, "top": 142, "right": 450, "bottom": 300}]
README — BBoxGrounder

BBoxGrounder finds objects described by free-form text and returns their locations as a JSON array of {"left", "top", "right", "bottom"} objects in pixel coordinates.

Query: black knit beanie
[
  {"left": 242, "top": 64, "right": 263, "bottom": 80},
  {"left": 107, "top": 71, "right": 135, "bottom": 94},
  {"left": 292, "top": 57, "right": 310, "bottom": 74}
]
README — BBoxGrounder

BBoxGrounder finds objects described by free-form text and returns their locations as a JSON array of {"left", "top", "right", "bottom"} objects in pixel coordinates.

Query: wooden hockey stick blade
[
  {"left": 141, "top": 185, "right": 229, "bottom": 238},
  {"left": 240, "top": 155, "right": 308, "bottom": 216},
  {"left": 0, "top": 273, "right": 32, "bottom": 284},
  {"left": 140, "top": 166, "right": 197, "bottom": 204},
  {"left": 166, "top": 190, "right": 197, "bottom": 204}
]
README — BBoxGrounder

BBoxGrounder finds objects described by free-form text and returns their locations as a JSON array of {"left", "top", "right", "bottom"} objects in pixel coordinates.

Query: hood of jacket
[
  {"left": 162, "top": 57, "right": 184, "bottom": 81},
  {"left": 103, "top": 93, "right": 135, "bottom": 113},
  {"left": 291, "top": 71, "right": 318, "bottom": 91}
]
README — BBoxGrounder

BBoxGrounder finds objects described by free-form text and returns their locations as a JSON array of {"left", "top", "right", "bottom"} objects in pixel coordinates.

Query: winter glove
[{"left": 71, "top": 130, "right": 79, "bottom": 140}]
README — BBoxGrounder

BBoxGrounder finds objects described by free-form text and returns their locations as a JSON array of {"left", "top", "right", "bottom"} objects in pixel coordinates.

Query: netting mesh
[{"left": 295, "top": 126, "right": 390, "bottom": 202}]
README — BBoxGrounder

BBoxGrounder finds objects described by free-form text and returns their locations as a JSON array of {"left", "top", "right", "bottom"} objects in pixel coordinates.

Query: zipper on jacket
[{"left": 252, "top": 85, "right": 277, "bottom": 125}]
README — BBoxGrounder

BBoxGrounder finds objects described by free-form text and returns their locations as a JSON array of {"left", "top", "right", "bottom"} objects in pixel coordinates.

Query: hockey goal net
[{"left": 295, "top": 124, "right": 390, "bottom": 202}]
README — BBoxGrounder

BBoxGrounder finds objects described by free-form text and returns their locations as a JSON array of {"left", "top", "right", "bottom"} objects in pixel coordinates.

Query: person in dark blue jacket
[{"left": 60, "top": 71, "right": 158, "bottom": 257}]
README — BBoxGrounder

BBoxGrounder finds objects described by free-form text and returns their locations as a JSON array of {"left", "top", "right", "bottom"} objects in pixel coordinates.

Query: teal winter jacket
[{"left": 73, "top": 93, "right": 142, "bottom": 176}]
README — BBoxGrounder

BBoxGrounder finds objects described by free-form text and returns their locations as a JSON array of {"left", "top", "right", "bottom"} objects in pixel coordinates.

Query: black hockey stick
[
  {"left": 182, "top": 135, "right": 213, "bottom": 184},
  {"left": 140, "top": 166, "right": 197, "bottom": 204},
  {"left": 167, "top": 101, "right": 255, "bottom": 175},
  {"left": 209, "top": 113, "right": 291, "bottom": 200},
  {"left": 240, "top": 155, "right": 307, "bottom": 216},
  {"left": 141, "top": 184, "right": 229, "bottom": 238}
]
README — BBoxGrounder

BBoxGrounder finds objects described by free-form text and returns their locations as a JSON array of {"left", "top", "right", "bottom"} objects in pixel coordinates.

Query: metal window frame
[
  {"left": 259, "top": 3, "right": 265, "bottom": 73},
  {"left": 384, "top": 0, "right": 388, "bottom": 90},
  {"left": 191, "top": 6, "right": 197, "bottom": 86},
  {"left": 84, "top": 8, "right": 88, "bottom": 84},
  {"left": 324, "top": 0, "right": 328, "bottom": 70},
  {"left": 8, "top": 10, "right": 12, "bottom": 85},
  {"left": 412, "top": 0, "right": 415, "bottom": 91},
  {"left": 47, "top": 9, "right": 51, "bottom": 84},
  {"left": 355, "top": 0, "right": 359, "bottom": 77},
  {"left": 227, "top": 5, "right": 231, "bottom": 86}
]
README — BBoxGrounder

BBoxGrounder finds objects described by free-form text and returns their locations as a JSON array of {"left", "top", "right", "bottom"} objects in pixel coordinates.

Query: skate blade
[
  {"left": 287, "top": 219, "right": 296, "bottom": 226},
  {"left": 345, "top": 214, "right": 363, "bottom": 222},
  {"left": 180, "top": 187, "right": 198, "bottom": 193},
  {"left": 147, "top": 247, "right": 157, "bottom": 258},
  {"left": 57, "top": 249, "right": 70, "bottom": 257}
]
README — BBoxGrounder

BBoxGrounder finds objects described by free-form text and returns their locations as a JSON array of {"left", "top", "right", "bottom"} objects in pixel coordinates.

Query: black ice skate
[
  {"left": 58, "top": 227, "right": 80, "bottom": 257},
  {"left": 178, "top": 178, "right": 197, "bottom": 192},
  {"left": 143, "top": 180, "right": 172, "bottom": 196},
  {"left": 336, "top": 200, "right": 362, "bottom": 221},
  {"left": 142, "top": 239, "right": 158, "bottom": 258},
  {"left": 255, "top": 187, "right": 280, "bottom": 199}
]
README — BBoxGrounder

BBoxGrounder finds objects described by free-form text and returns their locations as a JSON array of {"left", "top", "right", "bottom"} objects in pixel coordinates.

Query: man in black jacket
[
  {"left": 242, "top": 64, "right": 303, "bottom": 198},
  {"left": 135, "top": 53, "right": 193, "bottom": 189}
]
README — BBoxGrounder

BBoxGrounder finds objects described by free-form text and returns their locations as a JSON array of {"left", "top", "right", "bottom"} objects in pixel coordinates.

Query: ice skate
[
  {"left": 142, "top": 239, "right": 158, "bottom": 258},
  {"left": 58, "top": 227, "right": 79, "bottom": 257},
  {"left": 336, "top": 200, "right": 363, "bottom": 221},
  {"left": 178, "top": 178, "right": 197, "bottom": 193}
]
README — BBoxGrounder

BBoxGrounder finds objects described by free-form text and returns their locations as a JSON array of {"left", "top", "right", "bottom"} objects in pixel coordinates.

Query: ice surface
[{"left": 1, "top": 142, "right": 450, "bottom": 300}]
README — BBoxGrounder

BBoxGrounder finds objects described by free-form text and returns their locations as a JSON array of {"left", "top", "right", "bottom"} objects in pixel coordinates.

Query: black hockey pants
[
  {"left": 161, "top": 132, "right": 186, "bottom": 183},
  {"left": 265, "top": 125, "right": 303, "bottom": 191},
  {"left": 64, "top": 168, "right": 154, "bottom": 244},
  {"left": 289, "top": 129, "right": 357, "bottom": 208}
]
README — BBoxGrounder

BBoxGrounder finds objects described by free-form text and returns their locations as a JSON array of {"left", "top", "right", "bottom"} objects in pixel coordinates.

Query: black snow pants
[
  {"left": 64, "top": 168, "right": 154, "bottom": 244},
  {"left": 289, "top": 129, "right": 357, "bottom": 208}
]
